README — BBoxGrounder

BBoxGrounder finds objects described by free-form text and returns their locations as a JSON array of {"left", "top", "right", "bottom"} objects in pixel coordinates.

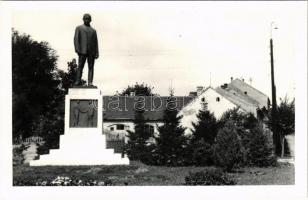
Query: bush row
[{"left": 126, "top": 109, "right": 277, "bottom": 171}]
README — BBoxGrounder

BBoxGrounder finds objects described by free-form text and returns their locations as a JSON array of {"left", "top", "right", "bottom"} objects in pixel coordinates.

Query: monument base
[
  {"left": 30, "top": 133, "right": 129, "bottom": 166},
  {"left": 30, "top": 88, "right": 129, "bottom": 166}
]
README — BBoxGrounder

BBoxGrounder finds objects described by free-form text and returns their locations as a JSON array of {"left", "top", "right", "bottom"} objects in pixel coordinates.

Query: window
[
  {"left": 244, "top": 91, "right": 247, "bottom": 95},
  {"left": 110, "top": 127, "right": 114, "bottom": 131},
  {"left": 201, "top": 97, "right": 205, "bottom": 102},
  {"left": 216, "top": 97, "right": 220, "bottom": 102},
  {"left": 116, "top": 124, "right": 125, "bottom": 130}
]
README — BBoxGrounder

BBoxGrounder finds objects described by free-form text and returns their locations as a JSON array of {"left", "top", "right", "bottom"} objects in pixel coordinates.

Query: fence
[{"left": 13, "top": 136, "right": 44, "bottom": 146}]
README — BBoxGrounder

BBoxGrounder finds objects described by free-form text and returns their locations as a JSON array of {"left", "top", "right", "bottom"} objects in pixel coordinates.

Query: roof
[
  {"left": 215, "top": 78, "right": 269, "bottom": 113},
  {"left": 103, "top": 96, "right": 193, "bottom": 121}
]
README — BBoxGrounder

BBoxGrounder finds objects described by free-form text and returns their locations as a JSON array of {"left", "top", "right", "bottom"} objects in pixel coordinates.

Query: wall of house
[
  {"left": 103, "top": 121, "right": 163, "bottom": 142},
  {"left": 178, "top": 87, "right": 237, "bottom": 135}
]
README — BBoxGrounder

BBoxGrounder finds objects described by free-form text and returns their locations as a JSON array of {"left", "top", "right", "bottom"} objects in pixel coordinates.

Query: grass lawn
[{"left": 13, "top": 161, "right": 294, "bottom": 186}]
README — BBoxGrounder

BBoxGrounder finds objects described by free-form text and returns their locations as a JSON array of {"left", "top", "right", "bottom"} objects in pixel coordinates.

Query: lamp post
[{"left": 270, "top": 22, "right": 280, "bottom": 155}]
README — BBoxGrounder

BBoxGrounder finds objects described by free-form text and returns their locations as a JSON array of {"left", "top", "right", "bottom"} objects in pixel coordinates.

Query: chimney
[
  {"left": 196, "top": 86, "right": 204, "bottom": 96},
  {"left": 231, "top": 77, "right": 233, "bottom": 82},
  {"left": 242, "top": 78, "right": 245, "bottom": 82},
  {"left": 130, "top": 91, "right": 135, "bottom": 96}
]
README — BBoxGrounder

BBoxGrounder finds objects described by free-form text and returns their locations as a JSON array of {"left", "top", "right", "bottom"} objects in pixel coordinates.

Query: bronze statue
[{"left": 74, "top": 13, "right": 99, "bottom": 86}]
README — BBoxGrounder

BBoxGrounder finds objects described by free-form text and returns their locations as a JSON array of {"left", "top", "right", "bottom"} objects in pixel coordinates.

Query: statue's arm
[
  {"left": 74, "top": 27, "right": 80, "bottom": 54},
  {"left": 94, "top": 31, "right": 99, "bottom": 59}
]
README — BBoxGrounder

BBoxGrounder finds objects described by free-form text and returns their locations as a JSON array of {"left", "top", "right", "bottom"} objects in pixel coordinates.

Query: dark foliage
[
  {"left": 191, "top": 109, "right": 218, "bottom": 145},
  {"left": 57, "top": 59, "right": 86, "bottom": 93},
  {"left": 245, "top": 125, "right": 277, "bottom": 167},
  {"left": 13, "top": 144, "right": 28, "bottom": 166},
  {"left": 267, "top": 97, "right": 295, "bottom": 157},
  {"left": 12, "top": 30, "right": 61, "bottom": 140},
  {"left": 125, "top": 104, "right": 153, "bottom": 162},
  {"left": 190, "top": 140, "right": 214, "bottom": 166},
  {"left": 154, "top": 95, "right": 188, "bottom": 166},
  {"left": 184, "top": 168, "right": 236, "bottom": 185},
  {"left": 120, "top": 82, "right": 155, "bottom": 96},
  {"left": 213, "top": 121, "right": 245, "bottom": 172}
]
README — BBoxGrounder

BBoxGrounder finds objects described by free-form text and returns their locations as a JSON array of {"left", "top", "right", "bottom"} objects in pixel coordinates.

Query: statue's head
[{"left": 83, "top": 13, "right": 92, "bottom": 26}]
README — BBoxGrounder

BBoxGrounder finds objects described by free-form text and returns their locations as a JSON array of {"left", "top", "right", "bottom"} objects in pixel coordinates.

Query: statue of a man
[{"left": 74, "top": 13, "right": 99, "bottom": 86}]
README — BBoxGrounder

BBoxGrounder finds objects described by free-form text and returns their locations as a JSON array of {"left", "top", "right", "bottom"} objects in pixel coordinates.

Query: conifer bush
[
  {"left": 125, "top": 98, "right": 153, "bottom": 163},
  {"left": 191, "top": 140, "right": 214, "bottom": 166},
  {"left": 188, "top": 108, "right": 218, "bottom": 166},
  {"left": 213, "top": 120, "right": 245, "bottom": 172},
  {"left": 245, "top": 125, "right": 277, "bottom": 167},
  {"left": 155, "top": 95, "right": 188, "bottom": 166}
]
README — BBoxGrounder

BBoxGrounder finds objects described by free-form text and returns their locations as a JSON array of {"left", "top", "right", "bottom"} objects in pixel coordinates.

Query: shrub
[
  {"left": 213, "top": 121, "right": 245, "bottom": 172},
  {"left": 184, "top": 168, "right": 236, "bottom": 185},
  {"left": 245, "top": 125, "right": 277, "bottom": 167},
  {"left": 13, "top": 175, "right": 114, "bottom": 186},
  {"left": 13, "top": 144, "right": 28, "bottom": 166},
  {"left": 190, "top": 140, "right": 214, "bottom": 166}
]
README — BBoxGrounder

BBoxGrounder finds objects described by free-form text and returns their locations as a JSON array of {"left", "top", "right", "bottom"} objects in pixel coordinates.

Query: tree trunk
[{"left": 280, "top": 135, "right": 285, "bottom": 158}]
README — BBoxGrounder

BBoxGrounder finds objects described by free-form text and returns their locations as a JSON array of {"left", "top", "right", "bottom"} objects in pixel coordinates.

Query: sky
[{"left": 8, "top": 1, "right": 307, "bottom": 101}]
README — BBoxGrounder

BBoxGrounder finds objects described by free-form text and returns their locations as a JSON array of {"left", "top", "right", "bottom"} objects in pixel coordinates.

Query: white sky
[{"left": 9, "top": 1, "right": 307, "bottom": 100}]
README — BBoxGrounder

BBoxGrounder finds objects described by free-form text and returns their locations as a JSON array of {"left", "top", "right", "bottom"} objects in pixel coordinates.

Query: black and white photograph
[{"left": 0, "top": 1, "right": 307, "bottom": 200}]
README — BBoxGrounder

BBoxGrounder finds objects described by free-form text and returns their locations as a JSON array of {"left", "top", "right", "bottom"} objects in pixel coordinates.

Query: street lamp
[{"left": 270, "top": 21, "right": 278, "bottom": 39}]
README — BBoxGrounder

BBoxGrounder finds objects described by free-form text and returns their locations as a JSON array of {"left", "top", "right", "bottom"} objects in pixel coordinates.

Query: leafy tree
[
  {"left": 12, "top": 30, "right": 61, "bottom": 140},
  {"left": 219, "top": 108, "right": 259, "bottom": 141},
  {"left": 213, "top": 120, "right": 245, "bottom": 172},
  {"left": 120, "top": 82, "right": 154, "bottom": 96},
  {"left": 125, "top": 99, "right": 153, "bottom": 162},
  {"left": 57, "top": 59, "right": 86, "bottom": 93},
  {"left": 267, "top": 97, "right": 295, "bottom": 157},
  {"left": 155, "top": 94, "right": 188, "bottom": 166}
]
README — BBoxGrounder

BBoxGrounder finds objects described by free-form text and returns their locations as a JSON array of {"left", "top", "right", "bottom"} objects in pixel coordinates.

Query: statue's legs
[
  {"left": 87, "top": 55, "right": 95, "bottom": 86},
  {"left": 74, "top": 55, "right": 87, "bottom": 85}
]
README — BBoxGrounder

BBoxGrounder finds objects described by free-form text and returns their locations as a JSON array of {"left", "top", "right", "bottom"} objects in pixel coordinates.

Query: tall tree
[
  {"left": 12, "top": 30, "right": 61, "bottom": 139},
  {"left": 191, "top": 109, "right": 218, "bottom": 145},
  {"left": 120, "top": 82, "right": 155, "bottom": 96},
  {"left": 267, "top": 97, "right": 295, "bottom": 157},
  {"left": 155, "top": 94, "right": 187, "bottom": 166},
  {"left": 125, "top": 97, "right": 153, "bottom": 162}
]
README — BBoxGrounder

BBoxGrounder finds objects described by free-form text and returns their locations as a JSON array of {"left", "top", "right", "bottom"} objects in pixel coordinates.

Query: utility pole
[{"left": 270, "top": 22, "right": 280, "bottom": 155}]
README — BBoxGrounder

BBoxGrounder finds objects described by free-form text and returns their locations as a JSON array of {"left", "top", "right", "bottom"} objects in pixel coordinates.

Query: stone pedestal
[{"left": 30, "top": 88, "right": 129, "bottom": 166}]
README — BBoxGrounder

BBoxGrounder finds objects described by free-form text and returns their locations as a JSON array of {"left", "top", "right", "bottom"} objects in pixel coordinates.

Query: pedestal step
[{"left": 30, "top": 148, "right": 129, "bottom": 166}]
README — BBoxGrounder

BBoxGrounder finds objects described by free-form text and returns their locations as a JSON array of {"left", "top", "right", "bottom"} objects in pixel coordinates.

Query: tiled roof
[
  {"left": 215, "top": 78, "right": 269, "bottom": 113},
  {"left": 103, "top": 96, "right": 193, "bottom": 121}
]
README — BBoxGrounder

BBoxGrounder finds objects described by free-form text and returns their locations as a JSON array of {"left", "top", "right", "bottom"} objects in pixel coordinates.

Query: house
[
  {"left": 178, "top": 78, "right": 269, "bottom": 134},
  {"left": 102, "top": 95, "right": 193, "bottom": 140},
  {"left": 178, "top": 86, "right": 240, "bottom": 135},
  {"left": 215, "top": 78, "right": 269, "bottom": 116},
  {"left": 102, "top": 78, "right": 269, "bottom": 138}
]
